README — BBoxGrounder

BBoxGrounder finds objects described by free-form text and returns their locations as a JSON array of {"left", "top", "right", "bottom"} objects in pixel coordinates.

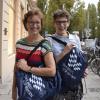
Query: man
[{"left": 47, "top": 9, "right": 87, "bottom": 100}]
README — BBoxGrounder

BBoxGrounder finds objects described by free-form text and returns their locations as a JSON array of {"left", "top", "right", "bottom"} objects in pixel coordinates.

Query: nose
[
  {"left": 29, "top": 23, "right": 37, "bottom": 28},
  {"left": 33, "top": 23, "right": 37, "bottom": 28},
  {"left": 60, "top": 23, "right": 64, "bottom": 27}
]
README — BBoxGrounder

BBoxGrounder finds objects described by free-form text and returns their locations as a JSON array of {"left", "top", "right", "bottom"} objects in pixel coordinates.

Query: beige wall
[
  {"left": 0, "top": 0, "right": 3, "bottom": 79},
  {"left": 1, "top": 0, "right": 9, "bottom": 83},
  {"left": 0, "top": 0, "right": 37, "bottom": 84},
  {"left": 0, "top": 0, "right": 28, "bottom": 84},
  {"left": 15, "top": 0, "right": 28, "bottom": 42}
]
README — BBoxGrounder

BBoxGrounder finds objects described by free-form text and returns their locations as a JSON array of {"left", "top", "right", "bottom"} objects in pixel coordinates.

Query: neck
[
  {"left": 56, "top": 31, "right": 69, "bottom": 36},
  {"left": 26, "top": 34, "right": 43, "bottom": 43}
]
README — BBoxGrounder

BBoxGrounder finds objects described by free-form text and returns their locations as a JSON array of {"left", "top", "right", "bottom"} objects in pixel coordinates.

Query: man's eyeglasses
[{"left": 55, "top": 20, "right": 68, "bottom": 24}]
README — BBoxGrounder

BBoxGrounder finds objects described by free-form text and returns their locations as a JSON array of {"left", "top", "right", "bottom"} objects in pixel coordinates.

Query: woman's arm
[
  {"left": 17, "top": 52, "right": 56, "bottom": 77},
  {"left": 30, "top": 52, "right": 56, "bottom": 76},
  {"left": 12, "top": 64, "right": 17, "bottom": 100}
]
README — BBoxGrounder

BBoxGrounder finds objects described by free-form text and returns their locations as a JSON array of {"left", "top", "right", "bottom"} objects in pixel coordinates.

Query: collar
[{"left": 55, "top": 31, "right": 70, "bottom": 38}]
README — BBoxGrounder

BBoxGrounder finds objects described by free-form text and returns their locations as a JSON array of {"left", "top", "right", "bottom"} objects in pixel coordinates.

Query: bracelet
[{"left": 28, "top": 67, "right": 32, "bottom": 73}]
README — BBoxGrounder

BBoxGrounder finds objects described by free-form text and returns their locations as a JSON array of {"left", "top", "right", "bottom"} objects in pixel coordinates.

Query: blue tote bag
[
  {"left": 15, "top": 40, "right": 61, "bottom": 100},
  {"left": 57, "top": 47, "right": 87, "bottom": 92},
  {"left": 51, "top": 37, "right": 87, "bottom": 92},
  {"left": 16, "top": 70, "right": 61, "bottom": 100}
]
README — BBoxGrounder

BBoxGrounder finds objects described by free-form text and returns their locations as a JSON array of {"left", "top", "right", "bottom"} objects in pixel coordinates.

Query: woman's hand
[{"left": 17, "top": 59, "right": 30, "bottom": 72}]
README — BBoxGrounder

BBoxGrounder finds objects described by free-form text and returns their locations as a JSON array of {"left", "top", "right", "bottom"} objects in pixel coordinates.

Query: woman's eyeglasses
[{"left": 27, "top": 21, "right": 41, "bottom": 25}]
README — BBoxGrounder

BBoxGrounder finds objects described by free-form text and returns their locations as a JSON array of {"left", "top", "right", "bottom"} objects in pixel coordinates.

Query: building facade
[{"left": 0, "top": 0, "right": 37, "bottom": 84}]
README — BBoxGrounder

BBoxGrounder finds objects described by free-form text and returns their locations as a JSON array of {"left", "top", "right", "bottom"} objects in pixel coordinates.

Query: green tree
[
  {"left": 69, "top": 1, "right": 86, "bottom": 39},
  {"left": 45, "top": 0, "right": 75, "bottom": 34},
  {"left": 37, "top": 0, "right": 47, "bottom": 14},
  {"left": 37, "top": 0, "right": 49, "bottom": 35},
  {"left": 37, "top": 0, "right": 85, "bottom": 36},
  {"left": 87, "top": 4, "right": 97, "bottom": 38},
  {"left": 97, "top": 0, "right": 100, "bottom": 38}
]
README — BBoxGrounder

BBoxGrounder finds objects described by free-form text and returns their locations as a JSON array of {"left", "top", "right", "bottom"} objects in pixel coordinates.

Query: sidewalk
[
  {"left": 0, "top": 69, "right": 100, "bottom": 100},
  {"left": 0, "top": 72, "right": 13, "bottom": 100},
  {"left": 82, "top": 69, "right": 100, "bottom": 100}
]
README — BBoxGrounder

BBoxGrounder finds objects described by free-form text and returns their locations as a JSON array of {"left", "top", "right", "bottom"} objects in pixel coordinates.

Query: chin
[
  {"left": 29, "top": 31, "right": 39, "bottom": 35},
  {"left": 33, "top": 32, "right": 38, "bottom": 34},
  {"left": 59, "top": 30, "right": 65, "bottom": 32}
]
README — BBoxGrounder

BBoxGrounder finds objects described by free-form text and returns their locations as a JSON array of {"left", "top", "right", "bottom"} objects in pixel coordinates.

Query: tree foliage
[
  {"left": 37, "top": 0, "right": 47, "bottom": 14},
  {"left": 47, "top": 0, "right": 75, "bottom": 34},
  {"left": 87, "top": 4, "right": 97, "bottom": 38},
  {"left": 37, "top": 0, "right": 98, "bottom": 39},
  {"left": 97, "top": 0, "right": 100, "bottom": 38},
  {"left": 69, "top": 1, "right": 85, "bottom": 38}
]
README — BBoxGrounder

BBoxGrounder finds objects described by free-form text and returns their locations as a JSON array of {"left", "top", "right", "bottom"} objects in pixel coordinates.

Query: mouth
[
  {"left": 30, "top": 27, "right": 38, "bottom": 31},
  {"left": 58, "top": 27, "right": 66, "bottom": 31}
]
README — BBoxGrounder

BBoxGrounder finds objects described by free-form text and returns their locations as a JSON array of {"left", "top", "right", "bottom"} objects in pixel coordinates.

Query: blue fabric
[
  {"left": 57, "top": 47, "right": 87, "bottom": 92},
  {"left": 16, "top": 70, "right": 61, "bottom": 100},
  {"left": 15, "top": 40, "right": 62, "bottom": 100}
]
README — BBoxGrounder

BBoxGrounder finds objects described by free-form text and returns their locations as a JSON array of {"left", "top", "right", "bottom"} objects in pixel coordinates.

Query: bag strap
[
  {"left": 26, "top": 39, "right": 46, "bottom": 60},
  {"left": 50, "top": 36, "right": 67, "bottom": 46}
]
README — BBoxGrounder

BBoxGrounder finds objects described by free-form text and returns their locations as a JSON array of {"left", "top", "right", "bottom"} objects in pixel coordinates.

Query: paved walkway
[
  {"left": 0, "top": 69, "right": 100, "bottom": 100},
  {"left": 0, "top": 72, "right": 12, "bottom": 100},
  {"left": 82, "top": 69, "right": 100, "bottom": 100}
]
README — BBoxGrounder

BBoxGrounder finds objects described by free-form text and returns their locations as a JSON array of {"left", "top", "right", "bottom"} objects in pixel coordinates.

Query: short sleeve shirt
[
  {"left": 47, "top": 33, "right": 81, "bottom": 59},
  {"left": 16, "top": 38, "right": 52, "bottom": 67}
]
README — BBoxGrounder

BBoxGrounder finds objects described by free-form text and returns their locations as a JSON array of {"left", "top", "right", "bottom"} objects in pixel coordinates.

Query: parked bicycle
[
  {"left": 82, "top": 46, "right": 100, "bottom": 76},
  {"left": 82, "top": 47, "right": 95, "bottom": 66},
  {"left": 97, "top": 67, "right": 100, "bottom": 76},
  {"left": 90, "top": 57, "right": 100, "bottom": 75},
  {"left": 90, "top": 47, "right": 100, "bottom": 75}
]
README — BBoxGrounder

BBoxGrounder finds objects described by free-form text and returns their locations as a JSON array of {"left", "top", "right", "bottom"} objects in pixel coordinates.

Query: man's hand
[
  {"left": 63, "top": 43, "right": 75, "bottom": 54},
  {"left": 84, "top": 68, "right": 88, "bottom": 77}
]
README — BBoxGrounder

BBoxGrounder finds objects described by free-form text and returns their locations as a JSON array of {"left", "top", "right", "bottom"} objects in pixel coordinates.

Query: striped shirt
[{"left": 16, "top": 38, "right": 52, "bottom": 67}]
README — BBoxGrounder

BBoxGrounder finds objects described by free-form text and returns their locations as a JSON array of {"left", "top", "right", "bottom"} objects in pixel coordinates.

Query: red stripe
[
  {"left": 16, "top": 48, "right": 43, "bottom": 62},
  {"left": 16, "top": 48, "right": 30, "bottom": 59},
  {"left": 16, "top": 48, "right": 30, "bottom": 54},
  {"left": 29, "top": 50, "right": 43, "bottom": 62}
]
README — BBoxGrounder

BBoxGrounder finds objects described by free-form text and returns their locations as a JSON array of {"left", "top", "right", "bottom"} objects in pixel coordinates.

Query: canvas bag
[
  {"left": 16, "top": 39, "right": 61, "bottom": 100},
  {"left": 51, "top": 37, "right": 87, "bottom": 92}
]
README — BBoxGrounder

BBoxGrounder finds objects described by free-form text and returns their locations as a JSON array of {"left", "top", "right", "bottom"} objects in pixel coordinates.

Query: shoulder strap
[
  {"left": 50, "top": 36, "right": 67, "bottom": 46},
  {"left": 26, "top": 39, "right": 46, "bottom": 60}
]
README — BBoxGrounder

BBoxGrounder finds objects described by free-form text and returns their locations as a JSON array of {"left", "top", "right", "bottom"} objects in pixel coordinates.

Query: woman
[
  {"left": 47, "top": 9, "right": 88, "bottom": 100},
  {"left": 12, "top": 8, "right": 56, "bottom": 100}
]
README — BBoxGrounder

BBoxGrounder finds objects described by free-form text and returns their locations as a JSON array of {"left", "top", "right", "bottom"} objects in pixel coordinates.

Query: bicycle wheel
[
  {"left": 97, "top": 68, "right": 100, "bottom": 77},
  {"left": 90, "top": 58, "right": 100, "bottom": 74}
]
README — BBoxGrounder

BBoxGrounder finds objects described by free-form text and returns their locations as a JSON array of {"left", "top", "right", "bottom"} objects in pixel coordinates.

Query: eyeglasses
[
  {"left": 27, "top": 21, "right": 41, "bottom": 25},
  {"left": 55, "top": 20, "right": 68, "bottom": 24}
]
